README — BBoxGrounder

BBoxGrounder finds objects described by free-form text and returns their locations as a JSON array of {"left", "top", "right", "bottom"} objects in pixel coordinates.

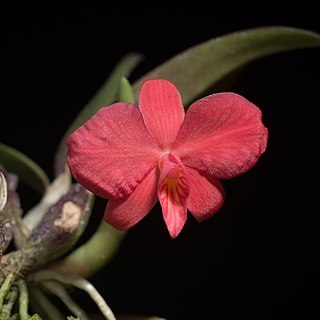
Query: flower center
[
  {"left": 158, "top": 152, "right": 181, "bottom": 179},
  {"left": 165, "top": 166, "right": 180, "bottom": 180}
]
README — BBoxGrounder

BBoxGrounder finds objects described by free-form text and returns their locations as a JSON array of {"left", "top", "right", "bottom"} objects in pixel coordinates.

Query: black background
[{"left": 1, "top": 8, "right": 319, "bottom": 320}]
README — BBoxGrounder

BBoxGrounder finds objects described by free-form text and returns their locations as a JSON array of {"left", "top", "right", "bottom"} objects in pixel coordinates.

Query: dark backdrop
[{"left": 1, "top": 9, "right": 319, "bottom": 320}]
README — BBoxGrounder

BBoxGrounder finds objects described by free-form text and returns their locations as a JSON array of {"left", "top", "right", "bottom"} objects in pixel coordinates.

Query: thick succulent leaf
[
  {"left": 54, "top": 53, "right": 143, "bottom": 176},
  {"left": 0, "top": 143, "right": 50, "bottom": 194},
  {"left": 133, "top": 26, "right": 320, "bottom": 105}
]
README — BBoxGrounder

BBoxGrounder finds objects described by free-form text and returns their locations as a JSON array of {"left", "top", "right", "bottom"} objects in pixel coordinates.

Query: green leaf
[
  {"left": 119, "top": 76, "right": 135, "bottom": 103},
  {"left": 133, "top": 26, "right": 320, "bottom": 105},
  {"left": 54, "top": 53, "right": 143, "bottom": 176},
  {"left": 0, "top": 143, "right": 50, "bottom": 194}
]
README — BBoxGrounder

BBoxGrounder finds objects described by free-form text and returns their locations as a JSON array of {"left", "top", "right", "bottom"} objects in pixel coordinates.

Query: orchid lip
[{"left": 157, "top": 152, "right": 190, "bottom": 238}]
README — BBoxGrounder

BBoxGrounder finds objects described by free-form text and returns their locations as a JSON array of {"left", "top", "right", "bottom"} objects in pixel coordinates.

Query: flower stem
[
  {"left": 0, "top": 273, "right": 14, "bottom": 311},
  {"left": 42, "top": 281, "right": 89, "bottom": 320},
  {"left": 29, "top": 270, "right": 117, "bottom": 320}
]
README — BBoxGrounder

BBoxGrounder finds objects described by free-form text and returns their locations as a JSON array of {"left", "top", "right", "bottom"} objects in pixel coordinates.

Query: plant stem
[{"left": 29, "top": 270, "right": 117, "bottom": 320}]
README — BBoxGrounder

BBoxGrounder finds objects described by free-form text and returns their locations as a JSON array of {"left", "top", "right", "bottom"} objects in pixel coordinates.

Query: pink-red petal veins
[
  {"left": 185, "top": 166, "right": 225, "bottom": 222},
  {"left": 158, "top": 153, "right": 190, "bottom": 238},
  {"left": 104, "top": 167, "right": 159, "bottom": 230},
  {"left": 173, "top": 93, "right": 268, "bottom": 180},
  {"left": 139, "top": 79, "right": 185, "bottom": 150},
  {"left": 66, "top": 103, "right": 161, "bottom": 200}
]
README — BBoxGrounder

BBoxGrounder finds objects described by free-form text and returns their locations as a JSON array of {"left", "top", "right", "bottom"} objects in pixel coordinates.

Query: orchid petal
[
  {"left": 173, "top": 93, "right": 268, "bottom": 179},
  {"left": 158, "top": 153, "right": 190, "bottom": 238},
  {"left": 104, "top": 167, "right": 158, "bottom": 230},
  {"left": 66, "top": 103, "right": 161, "bottom": 199},
  {"left": 139, "top": 79, "right": 185, "bottom": 150},
  {"left": 185, "top": 166, "right": 225, "bottom": 222}
]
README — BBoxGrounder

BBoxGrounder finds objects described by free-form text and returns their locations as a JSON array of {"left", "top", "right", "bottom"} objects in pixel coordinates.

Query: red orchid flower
[{"left": 66, "top": 79, "right": 268, "bottom": 238}]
